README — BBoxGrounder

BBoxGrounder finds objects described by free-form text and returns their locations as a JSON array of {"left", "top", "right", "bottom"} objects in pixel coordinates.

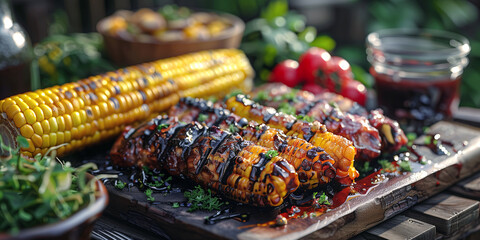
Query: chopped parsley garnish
[
  {"left": 228, "top": 124, "right": 239, "bottom": 133},
  {"left": 172, "top": 202, "right": 180, "bottom": 208},
  {"left": 378, "top": 159, "right": 396, "bottom": 172},
  {"left": 142, "top": 165, "right": 152, "bottom": 175},
  {"left": 157, "top": 123, "right": 170, "bottom": 130},
  {"left": 282, "top": 90, "right": 298, "bottom": 102},
  {"left": 296, "top": 115, "right": 314, "bottom": 123},
  {"left": 145, "top": 188, "right": 155, "bottom": 202},
  {"left": 183, "top": 186, "right": 223, "bottom": 212},
  {"left": 197, "top": 113, "right": 208, "bottom": 122},
  {"left": 398, "top": 161, "right": 412, "bottom": 172},
  {"left": 278, "top": 102, "right": 296, "bottom": 115},
  {"left": 265, "top": 150, "right": 279, "bottom": 159},
  {"left": 357, "top": 161, "right": 373, "bottom": 176},
  {"left": 313, "top": 192, "right": 331, "bottom": 205},
  {"left": 424, "top": 135, "right": 432, "bottom": 145},
  {"left": 115, "top": 180, "right": 126, "bottom": 190},
  {"left": 254, "top": 91, "right": 270, "bottom": 103},
  {"left": 406, "top": 132, "right": 417, "bottom": 142}
]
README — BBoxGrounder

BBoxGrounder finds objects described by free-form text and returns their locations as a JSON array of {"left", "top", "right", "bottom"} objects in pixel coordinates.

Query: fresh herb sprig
[
  {"left": 183, "top": 186, "right": 224, "bottom": 212},
  {"left": 265, "top": 150, "right": 279, "bottom": 159},
  {"left": 0, "top": 136, "right": 97, "bottom": 234},
  {"left": 313, "top": 192, "right": 331, "bottom": 206}
]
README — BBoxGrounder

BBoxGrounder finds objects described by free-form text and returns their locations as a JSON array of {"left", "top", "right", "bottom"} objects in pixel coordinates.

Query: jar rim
[{"left": 366, "top": 28, "right": 470, "bottom": 59}]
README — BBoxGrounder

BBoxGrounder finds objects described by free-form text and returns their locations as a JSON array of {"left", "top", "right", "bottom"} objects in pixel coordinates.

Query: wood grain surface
[
  {"left": 362, "top": 215, "right": 436, "bottom": 240},
  {"left": 68, "top": 121, "right": 480, "bottom": 240}
]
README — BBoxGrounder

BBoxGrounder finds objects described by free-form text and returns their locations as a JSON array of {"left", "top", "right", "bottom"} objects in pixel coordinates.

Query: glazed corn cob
[
  {"left": 169, "top": 97, "right": 337, "bottom": 189},
  {"left": 110, "top": 116, "right": 300, "bottom": 207},
  {"left": 225, "top": 95, "right": 359, "bottom": 185},
  {"left": 0, "top": 49, "right": 253, "bottom": 157},
  {"left": 253, "top": 83, "right": 408, "bottom": 157}
]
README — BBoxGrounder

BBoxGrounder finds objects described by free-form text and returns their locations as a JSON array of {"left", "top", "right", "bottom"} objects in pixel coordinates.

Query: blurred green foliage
[
  {"left": 31, "top": 33, "right": 114, "bottom": 89},
  {"left": 239, "top": 0, "right": 335, "bottom": 83},
  {"left": 31, "top": 11, "right": 114, "bottom": 89}
]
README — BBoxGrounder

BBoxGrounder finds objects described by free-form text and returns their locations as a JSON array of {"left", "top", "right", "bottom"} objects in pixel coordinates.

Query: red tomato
[
  {"left": 298, "top": 47, "right": 331, "bottom": 85},
  {"left": 328, "top": 56, "right": 353, "bottom": 78},
  {"left": 325, "top": 56, "right": 354, "bottom": 93},
  {"left": 340, "top": 79, "right": 367, "bottom": 105},
  {"left": 269, "top": 60, "right": 301, "bottom": 87},
  {"left": 302, "top": 83, "right": 327, "bottom": 95}
]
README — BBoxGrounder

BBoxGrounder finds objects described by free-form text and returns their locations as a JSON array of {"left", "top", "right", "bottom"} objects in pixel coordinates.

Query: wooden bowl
[
  {"left": 97, "top": 12, "right": 245, "bottom": 67},
  {"left": 0, "top": 174, "right": 108, "bottom": 240}
]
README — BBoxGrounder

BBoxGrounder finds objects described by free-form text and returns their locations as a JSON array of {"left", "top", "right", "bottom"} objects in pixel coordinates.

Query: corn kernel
[
  {"left": 1, "top": 99, "right": 15, "bottom": 112},
  {"left": 96, "top": 91, "right": 108, "bottom": 103},
  {"left": 63, "top": 114, "right": 73, "bottom": 130},
  {"left": 26, "top": 92, "right": 39, "bottom": 99},
  {"left": 32, "top": 106, "right": 44, "bottom": 122},
  {"left": 97, "top": 118, "right": 105, "bottom": 130},
  {"left": 116, "top": 95, "right": 127, "bottom": 112},
  {"left": 79, "top": 110, "right": 87, "bottom": 124},
  {"left": 48, "top": 104, "right": 59, "bottom": 117},
  {"left": 32, "top": 148, "right": 41, "bottom": 157},
  {"left": 72, "top": 111, "right": 81, "bottom": 127},
  {"left": 32, "top": 134, "right": 43, "bottom": 147},
  {"left": 106, "top": 99, "right": 116, "bottom": 113},
  {"left": 20, "top": 124, "right": 34, "bottom": 138},
  {"left": 54, "top": 101, "right": 66, "bottom": 116},
  {"left": 39, "top": 104, "right": 53, "bottom": 119},
  {"left": 14, "top": 100, "right": 28, "bottom": 112},
  {"left": 23, "top": 109, "right": 36, "bottom": 125},
  {"left": 40, "top": 120, "right": 50, "bottom": 134},
  {"left": 71, "top": 127, "right": 79, "bottom": 139},
  {"left": 78, "top": 124, "right": 86, "bottom": 138},
  {"left": 49, "top": 132, "right": 57, "bottom": 146},
  {"left": 64, "top": 131, "right": 71, "bottom": 142},
  {"left": 57, "top": 146, "right": 65, "bottom": 156},
  {"left": 56, "top": 115, "right": 65, "bottom": 132},
  {"left": 61, "top": 99, "right": 74, "bottom": 114},
  {"left": 85, "top": 123, "right": 92, "bottom": 135},
  {"left": 5, "top": 104, "right": 21, "bottom": 119},
  {"left": 13, "top": 112, "right": 26, "bottom": 128},
  {"left": 98, "top": 102, "right": 109, "bottom": 117},
  {"left": 23, "top": 96, "right": 39, "bottom": 109},
  {"left": 40, "top": 95, "right": 53, "bottom": 105},
  {"left": 57, "top": 132, "right": 65, "bottom": 145},
  {"left": 32, "top": 122, "right": 43, "bottom": 135},
  {"left": 48, "top": 117, "right": 58, "bottom": 132}
]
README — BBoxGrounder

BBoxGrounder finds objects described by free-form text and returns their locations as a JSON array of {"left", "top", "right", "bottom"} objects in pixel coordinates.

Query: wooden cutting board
[{"left": 67, "top": 121, "right": 480, "bottom": 240}]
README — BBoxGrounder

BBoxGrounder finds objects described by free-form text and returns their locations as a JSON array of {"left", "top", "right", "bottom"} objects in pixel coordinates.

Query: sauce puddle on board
[{"left": 238, "top": 171, "right": 387, "bottom": 229}]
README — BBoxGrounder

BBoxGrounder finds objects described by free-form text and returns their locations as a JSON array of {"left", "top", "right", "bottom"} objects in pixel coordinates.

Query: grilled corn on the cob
[{"left": 0, "top": 49, "right": 253, "bottom": 157}]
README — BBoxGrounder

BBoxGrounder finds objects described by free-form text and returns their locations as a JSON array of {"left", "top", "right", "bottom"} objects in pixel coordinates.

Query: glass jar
[
  {"left": 366, "top": 29, "right": 470, "bottom": 125},
  {"left": 0, "top": 0, "right": 32, "bottom": 99}
]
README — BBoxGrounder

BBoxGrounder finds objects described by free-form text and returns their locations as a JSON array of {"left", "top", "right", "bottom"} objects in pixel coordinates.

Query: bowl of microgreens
[{"left": 0, "top": 136, "right": 108, "bottom": 240}]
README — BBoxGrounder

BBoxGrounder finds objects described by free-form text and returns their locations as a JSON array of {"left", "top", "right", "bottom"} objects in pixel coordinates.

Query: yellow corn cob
[{"left": 0, "top": 49, "right": 253, "bottom": 157}]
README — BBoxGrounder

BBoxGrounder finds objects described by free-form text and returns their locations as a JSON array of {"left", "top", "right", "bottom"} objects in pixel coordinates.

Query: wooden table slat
[
  {"left": 362, "top": 215, "right": 436, "bottom": 240},
  {"left": 405, "top": 193, "right": 479, "bottom": 235}
]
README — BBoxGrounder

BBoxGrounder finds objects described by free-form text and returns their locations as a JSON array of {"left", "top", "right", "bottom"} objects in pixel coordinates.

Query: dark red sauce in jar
[
  {"left": 371, "top": 68, "right": 461, "bottom": 120},
  {"left": 366, "top": 29, "right": 470, "bottom": 124}
]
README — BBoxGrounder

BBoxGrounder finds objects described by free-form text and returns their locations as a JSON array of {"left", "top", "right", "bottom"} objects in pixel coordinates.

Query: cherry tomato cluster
[{"left": 269, "top": 47, "right": 367, "bottom": 105}]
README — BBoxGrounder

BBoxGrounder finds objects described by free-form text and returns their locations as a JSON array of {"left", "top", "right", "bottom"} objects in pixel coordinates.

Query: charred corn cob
[
  {"left": 225, "top": 95, "right": 359, "bottom": 184},
  {"left": 169, "top": 97, "right": 337, "bottom": 189},
  {"left": 110, "top": 116, "right": 299, "bottom": 207},
  {"left": 0, "top": 49, "right": 253, "bottom": 157},
  {"left": 253, "top": 83, "right": 408, "bottom": 157}
]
